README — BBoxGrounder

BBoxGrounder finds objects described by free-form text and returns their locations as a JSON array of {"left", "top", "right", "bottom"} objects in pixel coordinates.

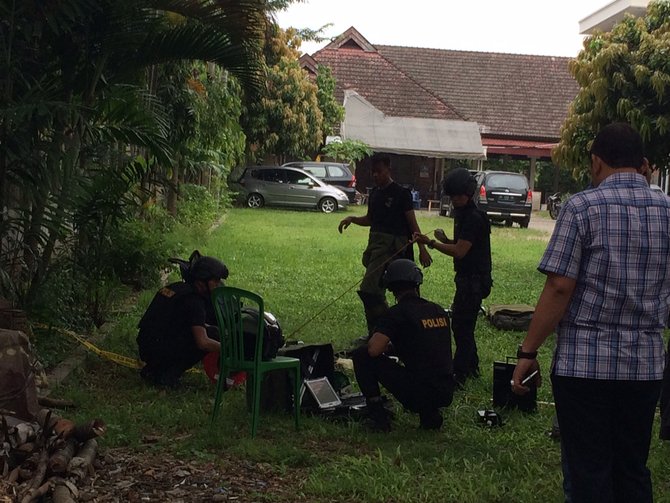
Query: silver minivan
[{"left": 230, "top": 166, "right": 349, "bottom": 213}]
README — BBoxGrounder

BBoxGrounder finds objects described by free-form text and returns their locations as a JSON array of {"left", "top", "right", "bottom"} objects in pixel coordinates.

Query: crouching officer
[
  {"left": 351, "top": 259, "right": 455, "bottom": 431},
  {"left": 137, "top": 254, "right": 228, "bottom": 387}
]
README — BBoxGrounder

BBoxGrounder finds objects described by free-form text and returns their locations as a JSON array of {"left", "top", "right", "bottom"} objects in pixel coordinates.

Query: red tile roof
[
  {"left": 309, "top": 28, "right": 579, "bottom": 143},
  {"left": 377, "top": 45, "right": 578, "bottom": 140},
  {"left": 313, "top": 48, "right": 463, "bottom": 121}
]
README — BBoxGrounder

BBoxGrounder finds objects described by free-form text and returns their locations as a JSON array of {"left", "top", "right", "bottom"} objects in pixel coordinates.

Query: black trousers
[
  {"left": 552, "top": 375, "right": 662, "bottom": 503},
  {"left": 451, "top": 274, "right": 489, "bottom": 378},
  {"left": 351, "top": 346, "right": 453, "bottom": 413},
  {"left": 137, "top": 328, "right": 212, "bottom": 379},
  {"left": 659, "top": 338, "right": 670, "bottom": 440}
]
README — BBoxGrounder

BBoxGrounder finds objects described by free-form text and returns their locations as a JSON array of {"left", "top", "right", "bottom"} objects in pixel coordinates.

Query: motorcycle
[{"left": 547, "top": 193, "right": 562, "bottom": 220}]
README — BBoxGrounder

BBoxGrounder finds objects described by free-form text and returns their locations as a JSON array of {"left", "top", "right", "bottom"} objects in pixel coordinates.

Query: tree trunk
[
  {"left": 67, "top": 438, "right": 97, "bottom": 481},
  {"left": 48, "top": 439, "right": 77, "bottom": 474},
  {"left": 167, "top": 160, "right": 179, "bottom": 216}
]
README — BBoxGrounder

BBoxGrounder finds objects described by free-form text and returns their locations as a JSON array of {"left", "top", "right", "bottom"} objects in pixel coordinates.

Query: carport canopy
[{"left": 341, "top": 90, "right": 486, "bottom": 160}]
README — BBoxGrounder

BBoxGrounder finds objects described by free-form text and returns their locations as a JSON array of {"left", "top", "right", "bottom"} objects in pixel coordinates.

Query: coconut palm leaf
[
  {"left": 87, "top": 85, "right": 173, "bottom": 163},
  {"left": 1, "top": 0, "right": 272, "bottom": 306}
]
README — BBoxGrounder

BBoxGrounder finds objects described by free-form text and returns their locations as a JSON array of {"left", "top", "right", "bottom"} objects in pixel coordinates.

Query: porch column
[
  {"left": 528, "top": 157, "right": 537, "bottom": 190},
  {"left": 433, "top": 158, "right": 441, "bottom": 199}
]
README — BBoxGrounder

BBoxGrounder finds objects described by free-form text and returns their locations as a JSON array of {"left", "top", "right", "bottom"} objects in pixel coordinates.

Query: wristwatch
[
  {"left": 516, "top": 345, "right": 538, "bottom": 359},
  {"left": 428, "top": 239, "right": 436, "bottom": 249}
]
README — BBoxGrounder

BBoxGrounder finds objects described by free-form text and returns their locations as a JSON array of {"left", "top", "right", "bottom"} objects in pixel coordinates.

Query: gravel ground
[
  {"left": 420, "top": 210, "right": 555, "bottom": 235},
  {"left": 527, "top": 214, "right": 556, "bottom": 234}
]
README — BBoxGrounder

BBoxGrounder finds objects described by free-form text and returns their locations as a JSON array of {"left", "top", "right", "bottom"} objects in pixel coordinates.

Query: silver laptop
[{"left": 303, "top": 377, "right": 342, "bottom": 409}]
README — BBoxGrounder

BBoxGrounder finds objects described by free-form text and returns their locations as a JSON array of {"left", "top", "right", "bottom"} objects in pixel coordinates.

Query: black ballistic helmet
[
  {"left": 442, "top": 168, "right": 477, "bottom": 197},
  {"left": 382, "top": 259, "right": 423, "bottom": 288},
  {"left": 189, "top": 255, "right": 229, "bottom": 282}
]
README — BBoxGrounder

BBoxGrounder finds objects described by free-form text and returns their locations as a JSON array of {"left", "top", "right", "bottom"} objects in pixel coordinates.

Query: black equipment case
[
  {"left": 278, "top": 343, "right": 334, "bottom": 381},
  {"left": 492, "top": 357, "right": 537, "bottom": 412},
  {"left": 248, "top": 343, "right": 335, "bottom": 413}
]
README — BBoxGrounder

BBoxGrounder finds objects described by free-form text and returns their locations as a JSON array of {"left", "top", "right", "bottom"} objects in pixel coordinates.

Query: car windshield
[{"left": 486, "top": 174, "right": 528, "bottom": 191}]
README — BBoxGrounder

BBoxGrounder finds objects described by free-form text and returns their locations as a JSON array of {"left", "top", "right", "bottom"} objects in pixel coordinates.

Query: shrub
[
  {"left": 110, "top": 216, "right": 177, "bottom": 290},
  {"left": 177, "top": 183, "right": 218, "bottom": 227}
]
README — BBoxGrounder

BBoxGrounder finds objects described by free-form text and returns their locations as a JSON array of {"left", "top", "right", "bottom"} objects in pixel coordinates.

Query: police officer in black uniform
[
  {"left": 338, "top": 155, "right": 432, "bottom": 339},
  {"left": 351, "top": 259, "right": 455, "bottom": 431},
  {"left": 414, "top": 168, "right": 492, "bottom": 386},
  {"left": 137, "top": 254, "right": 229, "bottom": 387}
]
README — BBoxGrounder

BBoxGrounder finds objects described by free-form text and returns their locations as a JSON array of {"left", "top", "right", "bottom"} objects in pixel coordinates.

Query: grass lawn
[{"left": 47, "top": 206, "right": 670, "bottom": 502}]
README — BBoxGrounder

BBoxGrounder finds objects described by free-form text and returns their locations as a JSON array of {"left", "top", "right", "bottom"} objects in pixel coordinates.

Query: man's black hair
[
  {"left": 590, "top": 122, "right": 644, "bottom": 169},
  {"left": 371, "top": 154, "right": 391, "bottom": 169},
  {"left": 442, "top": 167, "right": 477, "bottom": 197}
]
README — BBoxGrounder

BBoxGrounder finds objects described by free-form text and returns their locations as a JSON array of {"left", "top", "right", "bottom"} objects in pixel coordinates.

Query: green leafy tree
[
  {"left": 555, "top": 0, "right": 670, "bottom": 175},
  {"left": 322, "top": 139, "right": 372, "bottom": 165},
  {"left": 482, "top": 157, "right": 529, "bottom": 174},
  {"left": 316, "top": 65, "right": 344, "bottom": 137},
  {"left": 0, "top": 0, "right": 268, "bottom": 307},
  {"left": 243, "top": 26, "right": 323, "bottom": 163},
  {"left": 180, "top": 62, "right": 246, "bottom": 209}
]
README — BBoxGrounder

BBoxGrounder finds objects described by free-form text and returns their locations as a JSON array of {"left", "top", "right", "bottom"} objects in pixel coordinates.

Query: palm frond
[{"left": 89, "top": 85, "right": 173, "bottom": 164}]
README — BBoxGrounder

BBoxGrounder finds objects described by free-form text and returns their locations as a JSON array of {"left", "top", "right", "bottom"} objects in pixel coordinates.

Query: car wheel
[
  {"left": 246, "top": 193, "right": 264, "bottom": 209},
  {"left": 319, "top": 197, "right": 337, "bottom": 213},
  {"left": 520, "top": 217, "right": 530, "bottom": 228}
]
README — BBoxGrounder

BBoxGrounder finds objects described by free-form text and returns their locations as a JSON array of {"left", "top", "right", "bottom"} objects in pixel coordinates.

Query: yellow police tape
[{"left": 33, "top": 323, "right": 201, "bottom": 374}]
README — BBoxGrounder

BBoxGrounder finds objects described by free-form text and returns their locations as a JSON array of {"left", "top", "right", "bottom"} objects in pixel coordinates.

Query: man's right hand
[
  {"left": 511, "top": 358, "right": 541, "bottom": 395},
  {"left": 338, "top": 216, "right": 353, "bottom": 234}
]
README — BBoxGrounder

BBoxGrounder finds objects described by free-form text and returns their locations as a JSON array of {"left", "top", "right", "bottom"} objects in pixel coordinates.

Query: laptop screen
[{"left": 304, "top": 377, "right": 342, "bottom": 409}]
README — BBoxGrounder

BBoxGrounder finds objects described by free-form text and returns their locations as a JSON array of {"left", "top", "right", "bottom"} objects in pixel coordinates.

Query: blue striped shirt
[{"left": 539, "top": 172, "right": 670, "bottom": 380}]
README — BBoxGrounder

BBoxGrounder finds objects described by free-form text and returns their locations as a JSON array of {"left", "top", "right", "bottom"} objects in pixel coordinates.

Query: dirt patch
[{"left": 79, "top": 446, "right": 312, "bottom": 503}]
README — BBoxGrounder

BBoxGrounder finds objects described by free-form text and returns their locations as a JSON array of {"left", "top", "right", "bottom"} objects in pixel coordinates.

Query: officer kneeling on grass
[
  {"left": 136, "top": 254, "right": 228, "bottom": 388},
  {"left": 351, "top": 259, "right": 455, "bottom": 431}
]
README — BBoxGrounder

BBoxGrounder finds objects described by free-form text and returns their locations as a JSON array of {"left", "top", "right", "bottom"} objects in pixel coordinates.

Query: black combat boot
[
  {"left": 365, "top": 397, "right": 392, "bottom": 432},
  {"left": 419, "top": 409, "right": 443, "bottom": 430}
]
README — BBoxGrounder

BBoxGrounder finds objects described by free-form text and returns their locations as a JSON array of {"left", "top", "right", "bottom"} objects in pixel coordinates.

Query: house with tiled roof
[{"left": 301, "top": 27, "right": 580, "bottom": 202}]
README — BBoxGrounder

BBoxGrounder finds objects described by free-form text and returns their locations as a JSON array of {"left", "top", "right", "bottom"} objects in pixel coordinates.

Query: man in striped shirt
[{"left": 512, "top": 123, "right": 670, "bottom": 503}]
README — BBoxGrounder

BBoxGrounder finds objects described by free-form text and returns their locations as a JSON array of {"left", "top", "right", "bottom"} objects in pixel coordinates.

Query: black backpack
[{"left": 241, "top": 308, "right": 285, "bottom": 361}]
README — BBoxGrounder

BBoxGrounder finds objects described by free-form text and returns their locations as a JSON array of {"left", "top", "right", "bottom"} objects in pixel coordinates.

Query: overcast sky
[{"left": 275, "top": 0, "right": 612, "bottom": 57}]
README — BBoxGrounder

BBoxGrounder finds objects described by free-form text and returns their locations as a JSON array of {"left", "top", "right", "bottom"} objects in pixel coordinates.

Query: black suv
[
  {"left": 282, "top": 161, "right": 357, "bottom": 203},
  {"left": 440, "top": 170, "right": 532, "bottom": 228}
]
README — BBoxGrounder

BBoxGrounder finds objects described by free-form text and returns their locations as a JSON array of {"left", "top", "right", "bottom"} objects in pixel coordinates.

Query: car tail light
[
  {"left": 349, "top": 175, "right": 356, "bottom": 188},
  {"left": 526, "top": 189, "right": 533, "bottom": 204},
  {"left": 479, "top": 184, "right": 486, "bottom": 202}
]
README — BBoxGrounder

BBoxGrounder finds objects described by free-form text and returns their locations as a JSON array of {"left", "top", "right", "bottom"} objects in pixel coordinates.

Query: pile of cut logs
[{"left": 1, "top": 409, "right": 105, "bottom": 503}]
